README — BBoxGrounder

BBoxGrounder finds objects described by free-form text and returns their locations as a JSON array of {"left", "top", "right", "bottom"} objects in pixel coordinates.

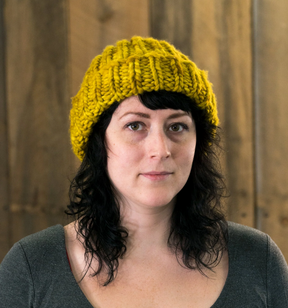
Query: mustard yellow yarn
[{"left": 70, "top": 36, "right": 218, "bottom": 161}]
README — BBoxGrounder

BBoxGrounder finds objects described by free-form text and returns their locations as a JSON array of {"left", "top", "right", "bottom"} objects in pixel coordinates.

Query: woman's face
[{"left": 105, "top": 95, "right": 196, "bottom": 210}]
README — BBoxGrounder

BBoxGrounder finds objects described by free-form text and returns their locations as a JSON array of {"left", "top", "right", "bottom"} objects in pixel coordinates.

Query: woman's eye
[
  {"left": 169, "top": 123, "right": 187, "bottom": 132},
  {"left": 127, "top": 122, "right": 143, "bottom": 131}
]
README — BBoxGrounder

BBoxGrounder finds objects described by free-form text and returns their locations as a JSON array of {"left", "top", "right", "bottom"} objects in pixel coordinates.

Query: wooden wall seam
[
  {"left": 251, "top": 0, "right": 260, "bottom": 229},
  {"left": 0, "top": 0, "right": 11, "bottom": 259}
]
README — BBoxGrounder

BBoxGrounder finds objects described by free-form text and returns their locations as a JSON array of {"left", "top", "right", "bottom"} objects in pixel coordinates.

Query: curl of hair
[{"left": 66, "top": 90, "right": 228, "bottom": 286}]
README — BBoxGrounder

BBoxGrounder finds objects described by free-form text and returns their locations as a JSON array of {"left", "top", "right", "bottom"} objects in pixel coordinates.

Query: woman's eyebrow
[{"left": 119, "top": 112, "right": 150, "bottom": 119}]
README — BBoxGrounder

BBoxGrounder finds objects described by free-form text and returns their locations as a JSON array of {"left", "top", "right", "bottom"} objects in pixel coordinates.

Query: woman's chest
[{"left": 78, "top": 259, "right": 228, "bottom": 308}]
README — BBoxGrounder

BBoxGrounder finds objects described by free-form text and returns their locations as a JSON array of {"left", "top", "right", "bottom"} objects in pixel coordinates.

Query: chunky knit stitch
[{"left": 70, "top": 36, "right": 218, "bottom": 161}]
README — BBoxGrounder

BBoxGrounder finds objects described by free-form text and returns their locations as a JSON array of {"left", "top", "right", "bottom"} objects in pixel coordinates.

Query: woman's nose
[{"left": 147, "top": 129, "right": 171, "bottom": 160}]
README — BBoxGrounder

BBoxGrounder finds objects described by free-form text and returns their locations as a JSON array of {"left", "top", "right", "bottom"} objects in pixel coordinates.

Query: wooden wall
[{"left": 1, "top": 0, "right": 287, "bottom": 262}]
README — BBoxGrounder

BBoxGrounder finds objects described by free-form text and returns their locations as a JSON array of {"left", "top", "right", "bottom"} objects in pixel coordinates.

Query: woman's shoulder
[
  {"left": 0, "top": 226, "right": 91, "bottom": 306},
  {"left": 227, "top": 221, "right": 279, "bottom": 259},
  {"left": 1, "top": 224, "right": 67, "bottom": 276},
  {"left": 17, "top": 224, "right": 65, "bottom": 261},
  {"left": 0, "top": 225, "right": 71, "bottom": 305},
  {"left": 227, "top": 221, "right": 288, "bottom": 276},
  {"left": 18, "top": 224, "right": 65, "bottom": 248},
  {"left": 227, "top": 221, "right": 268, "bottom": 245},
  {"left": 222, "top": 222, "right": 288, "bottom": 307}
]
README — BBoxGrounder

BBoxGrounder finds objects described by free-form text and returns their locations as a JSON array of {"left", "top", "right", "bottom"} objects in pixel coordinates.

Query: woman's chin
[{"left": 137, "top": 196, "right": 176, "bottom": 210}]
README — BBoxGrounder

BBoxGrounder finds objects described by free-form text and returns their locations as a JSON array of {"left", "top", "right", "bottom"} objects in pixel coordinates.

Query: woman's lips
[{"left": 140, "top": 171, "right": 173, "bottom": 181}]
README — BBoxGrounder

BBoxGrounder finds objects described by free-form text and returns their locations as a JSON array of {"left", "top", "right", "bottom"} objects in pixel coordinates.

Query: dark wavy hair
[{"left": 66, "top": 90, "right": 228, "bottom": 286}]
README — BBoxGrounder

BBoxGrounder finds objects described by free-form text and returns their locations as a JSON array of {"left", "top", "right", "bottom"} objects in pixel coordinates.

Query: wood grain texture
[
  {"left": 150, "top": 0, "right": 192, "bottom": 56},
  {"left": 4, "top": 0, "right": 73, "bottom": 245},
  {"left": 0, "top": 0, "right": 11, "bottom": 259},
  {"left": 254, "top": 0, "right": 288, "bottom": 260},
  {"left": 191, "top": 0, "right": 255, "bottom": 227}
]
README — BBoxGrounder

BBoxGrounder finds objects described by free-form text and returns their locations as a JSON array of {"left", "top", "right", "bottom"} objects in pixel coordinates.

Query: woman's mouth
[{"left": 140, "top": 171, "right": 173, "bottom": 181}]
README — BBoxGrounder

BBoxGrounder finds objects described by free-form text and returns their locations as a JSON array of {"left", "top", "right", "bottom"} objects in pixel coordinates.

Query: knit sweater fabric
[{"left": 0, "top": 222, "right": 287, "bottom": 307}]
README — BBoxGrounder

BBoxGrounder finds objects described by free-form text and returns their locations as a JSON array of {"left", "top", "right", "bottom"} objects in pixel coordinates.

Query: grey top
[{"left": 0, "top": 222, "right": 287, "bottom": 307}]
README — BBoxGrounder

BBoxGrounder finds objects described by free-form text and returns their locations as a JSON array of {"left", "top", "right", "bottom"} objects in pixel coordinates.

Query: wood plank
[
  {"left": 254, "top": 0, "right": 288, "bottom": 261},
  {"left": 0, "top": 0, "right": 11, "bottom": 261},
  {"left": 150, "top": 0, "right": 192, "bottom": 56},
  {"left": 4, "top": 0, "right": 73, "bottom": 246}
]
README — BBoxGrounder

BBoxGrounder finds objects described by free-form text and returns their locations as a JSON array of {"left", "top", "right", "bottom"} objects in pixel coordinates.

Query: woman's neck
[{"left": 119, "top": 199, "right": 175, "bottom": 257}]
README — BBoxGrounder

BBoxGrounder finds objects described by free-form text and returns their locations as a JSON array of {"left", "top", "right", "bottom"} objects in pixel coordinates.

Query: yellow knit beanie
[{"left": 70, "top": 36, "right": 218, "bottom": 161}]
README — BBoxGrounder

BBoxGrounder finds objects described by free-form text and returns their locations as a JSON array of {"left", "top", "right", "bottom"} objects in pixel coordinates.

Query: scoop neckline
[{"left": 58, "top": 223, "right": 234, "bottom": 308}]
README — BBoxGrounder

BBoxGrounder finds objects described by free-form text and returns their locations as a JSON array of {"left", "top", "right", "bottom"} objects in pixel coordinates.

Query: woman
[{"left": 0, "top": 36, "right": 287, "bottom": 307}]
